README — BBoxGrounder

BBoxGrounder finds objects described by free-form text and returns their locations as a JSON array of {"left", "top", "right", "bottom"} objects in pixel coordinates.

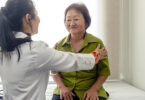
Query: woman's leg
[
  {"left": 99, "top": 96, "right": 106, "bottom": 100},
  {"left": 52, "top": 94, "right": 79, "bottom": 100},
  {"left": 52, "top": 94, "right": 61, "bottom": 100}
]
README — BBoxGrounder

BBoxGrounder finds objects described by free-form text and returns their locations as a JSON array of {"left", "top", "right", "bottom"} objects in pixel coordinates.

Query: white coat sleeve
[{"left": 33, "top": 41, "right": 95, "bottom": 72}]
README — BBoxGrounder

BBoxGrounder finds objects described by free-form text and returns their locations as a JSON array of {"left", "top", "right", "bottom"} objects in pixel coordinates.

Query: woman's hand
[
  {"left": 83, "top": 87, "right": 99, "bottom": 100},
  {"left": 59, "top": 86, "right": 75, "bottom": 100}
]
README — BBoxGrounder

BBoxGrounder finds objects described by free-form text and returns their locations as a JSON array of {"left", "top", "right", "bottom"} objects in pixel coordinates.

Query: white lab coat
[{"left": 0, "top": 32, "right": 95, "bottom": 100}]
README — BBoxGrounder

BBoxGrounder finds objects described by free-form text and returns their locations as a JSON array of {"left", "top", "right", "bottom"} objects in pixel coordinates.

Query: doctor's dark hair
[
  {"left": 0, "top": 0, "right": 35, "bottom": 61},
  {"left": 64, "top": 3, "right": 91, "bottom": 29}
]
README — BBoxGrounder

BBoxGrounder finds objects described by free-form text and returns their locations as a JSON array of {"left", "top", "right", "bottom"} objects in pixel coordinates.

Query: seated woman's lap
[{"left": 52, "top": 94, "right": 106, "bottom": 100}]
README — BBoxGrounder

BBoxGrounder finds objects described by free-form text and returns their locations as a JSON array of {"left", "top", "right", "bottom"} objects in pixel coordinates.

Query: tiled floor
[
  {"left": 1, "top": 81, "right": 145, "bottom": 100},
  {"left": 104, "top": 81, "right": 145, "bottom": 100}
]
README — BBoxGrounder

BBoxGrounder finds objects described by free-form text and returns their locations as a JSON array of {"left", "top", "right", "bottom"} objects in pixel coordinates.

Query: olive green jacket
[{"left": 53, "top": 33, "right": 111, "bottom": 99}]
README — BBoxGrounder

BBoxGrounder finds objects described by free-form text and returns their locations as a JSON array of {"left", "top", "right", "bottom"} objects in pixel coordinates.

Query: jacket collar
[
  {"left": 62, "top": 32, "right": 98, "bottom": 47},
  {"left": 15, "top": 32, "right": 30, "bottom": 38}
]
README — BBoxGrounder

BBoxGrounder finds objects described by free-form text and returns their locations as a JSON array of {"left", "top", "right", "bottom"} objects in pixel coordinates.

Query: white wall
[
  {"left": 98, "top": 0, "right": 121, "bottom": 80},
  {"left": 119, "top": 0, "right": 145, "bottom": 91},
  {"left": 33, "top": 0, "right": 99, "bottom": 47},
  {"left": 119, "top": 0, "right": 131, "bottom": 83},
  {"left": 99, "top": 0, "right": 145, "bottom": 92},
  {"left": 129, "top": 0, "right": 145, "bottom": 91}
]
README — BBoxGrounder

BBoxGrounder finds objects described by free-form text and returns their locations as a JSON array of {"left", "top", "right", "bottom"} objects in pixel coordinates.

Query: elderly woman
[{"left": 52, "top": 3, "right": 111, "bottom": 100}]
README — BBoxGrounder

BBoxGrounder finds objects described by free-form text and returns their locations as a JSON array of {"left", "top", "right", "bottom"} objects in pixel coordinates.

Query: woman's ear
[
  {"left": 85, "top": 23, "right": 88, "bottom": 29},
  {"left": 24, "top": 14, "right": 31, "bottom": 24}
]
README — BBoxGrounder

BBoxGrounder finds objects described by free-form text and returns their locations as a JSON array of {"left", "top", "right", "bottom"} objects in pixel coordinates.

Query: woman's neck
[
  {"left": 70, "top": 33, "right": 85, "bottom": 53},
  {"left": 70, "top": 32, "right": 85, "bottom": 42}
]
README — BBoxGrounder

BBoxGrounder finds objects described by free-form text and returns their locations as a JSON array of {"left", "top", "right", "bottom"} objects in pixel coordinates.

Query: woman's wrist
[
  {"left": 90, "top": 85, "right": 99, "bottom": 92},
  {"left": 58, "top": 84, "right": 66, "bottom": 89}
]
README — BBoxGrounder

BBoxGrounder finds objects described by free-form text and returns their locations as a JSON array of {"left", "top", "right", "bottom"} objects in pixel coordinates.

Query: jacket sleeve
[{"left": 32, "top": 41, "right": 95, "bottom": 72}]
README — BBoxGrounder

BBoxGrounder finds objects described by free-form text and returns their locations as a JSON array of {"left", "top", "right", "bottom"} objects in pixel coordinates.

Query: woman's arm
[{"left": 51, "top": 72, "right": 65, "bottom": 89}]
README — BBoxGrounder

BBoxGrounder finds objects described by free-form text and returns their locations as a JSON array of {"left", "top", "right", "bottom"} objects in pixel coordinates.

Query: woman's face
[
  {"left": 30, "top": 10, "right": 40, "bottom": 34},
  {"left": 65, "top": 9, "right": 86, "bottom": 35}
]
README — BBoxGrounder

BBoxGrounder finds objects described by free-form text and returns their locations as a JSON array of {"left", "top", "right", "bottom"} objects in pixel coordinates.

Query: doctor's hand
[
  {"left": 53, "top": 43, "right": 57, "bottom": 49},
  {"left": 91, "top": 44, "right": 107, "bottom": 64}
]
